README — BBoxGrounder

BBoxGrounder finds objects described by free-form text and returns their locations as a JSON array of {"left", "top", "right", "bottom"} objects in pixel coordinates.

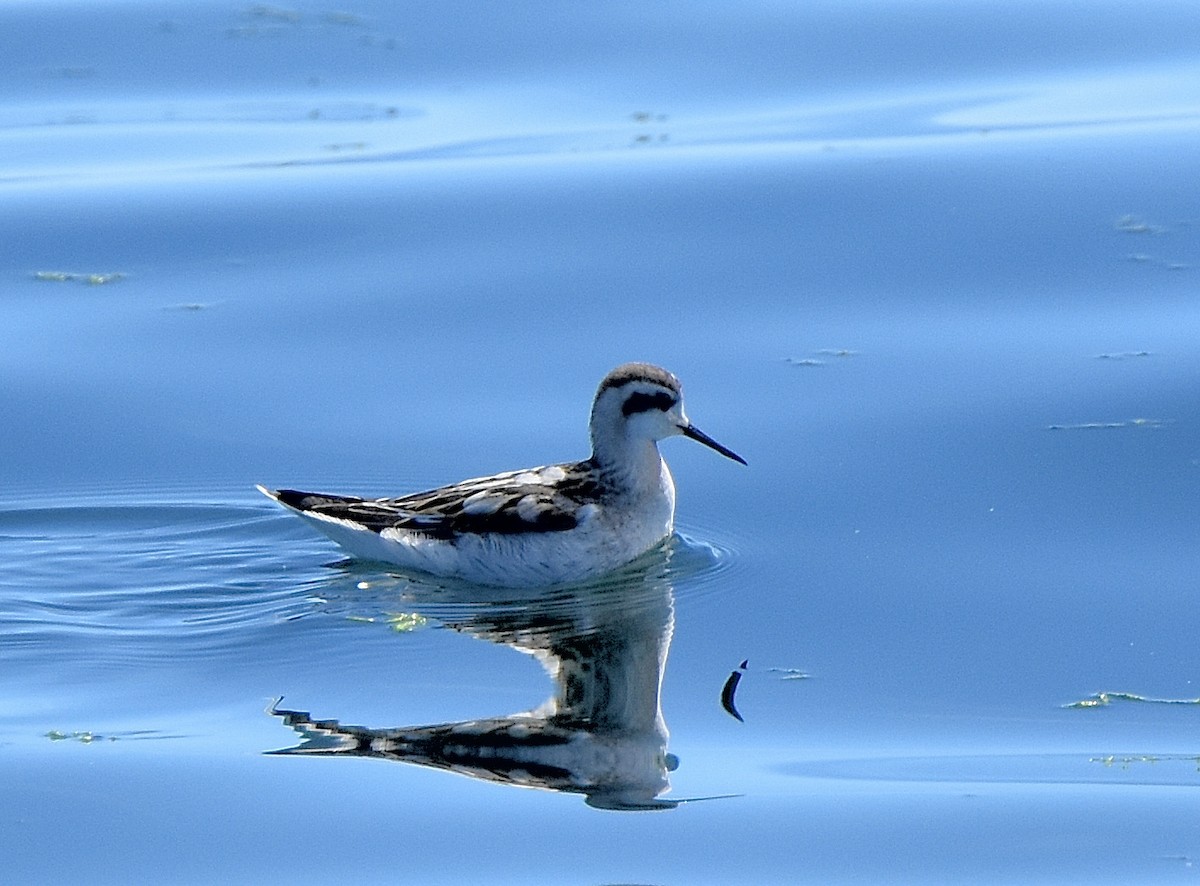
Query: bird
[{"left": 258, "top": 362, "right": 745, "bottom": 587}]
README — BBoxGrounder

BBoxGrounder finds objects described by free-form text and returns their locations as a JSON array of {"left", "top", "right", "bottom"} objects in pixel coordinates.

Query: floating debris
[
  {"left": 1065, "top": 691, "right": 1200, "bottom": 709},
  {"left": 247, "top": 4, "right": 303, "bottom": 23},
  {"left": 45, "top": 730, "right": 104, "bottom": 743},
  {"left": 345, "top": 611, "right": 428, "bottom": 633},
  {"left": 721, "top": 659, "right": 748, "bottom": 723},
  {"left": 387, "top": 612, "right": 428, "bottom": 633},
  {"left": 1047, "top": 418, "right": 1169, "bottom": 431},
  {"left": 767, "top": 667, "right": 811, "bottom": 681},
  {"left": 1093, "top": 754, "right": 1162, "bottom": 766},
  {"left": 785, "top": 349, "right": 857, "bottom": 367},
  {"left": 1090, "top": 755, "right": 1200, "bottom": 777},
  {"left": 34, "top": 270, "right": 125, "bottom": 285},
  {"left": 1115, "top": 215, "right": 1167, "bottom": 235},
  {"left": 1124, "top": 253, "right": 1188, "bottom": 271},
  {"left": 46, "top": 729, "right": 173, "bottom": 742},
  {"left": 1095, "top": 351, "right": 1150, "bottom": 360}
]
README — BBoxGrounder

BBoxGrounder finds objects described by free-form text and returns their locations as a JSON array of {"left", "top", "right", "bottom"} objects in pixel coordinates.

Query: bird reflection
[{"left": 269, "top": 547, "right": 682, "bottom": 810}]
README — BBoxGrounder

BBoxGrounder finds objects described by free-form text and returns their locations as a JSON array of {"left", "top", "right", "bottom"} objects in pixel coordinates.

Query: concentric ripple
[
  {"left": 0, "top": 486, "right": 747, "bottom": 669},
  {"left": 267, "top": 527, "right": 743, "bottom": 638},
  {"left": 0, "top": 490, "right": 322, "bottom": 671}
]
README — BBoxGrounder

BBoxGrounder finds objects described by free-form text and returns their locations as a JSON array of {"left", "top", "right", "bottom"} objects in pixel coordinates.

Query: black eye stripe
[{"left": 622, "top": 391, "right": 676, "bottom": 417}]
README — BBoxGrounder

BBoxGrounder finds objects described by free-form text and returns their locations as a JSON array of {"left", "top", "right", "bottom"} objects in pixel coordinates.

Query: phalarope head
[{"left": 589, "top": 363, "right": 746, "bottom": 467}]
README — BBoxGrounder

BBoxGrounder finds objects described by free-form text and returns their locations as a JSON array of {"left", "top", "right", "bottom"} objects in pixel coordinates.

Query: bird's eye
[{"left": 622, "top": 391, "right": 676, "bottom": 417}]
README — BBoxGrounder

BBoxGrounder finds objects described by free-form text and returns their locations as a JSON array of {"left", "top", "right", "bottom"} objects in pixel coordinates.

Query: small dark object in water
[{"left": 721, "top": 659, "right": 749, "bottom": 722}]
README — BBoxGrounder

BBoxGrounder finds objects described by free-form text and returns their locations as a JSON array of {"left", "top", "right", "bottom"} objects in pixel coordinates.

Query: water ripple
[
  {"left": 0, "top": 489, "right": 746, "bottom": 665},
  {"left": 0, "top": 496, "right": 319, "bottom": 668},
  {"left": 280, "top": 529, "right": 741, "bottom": 636}
]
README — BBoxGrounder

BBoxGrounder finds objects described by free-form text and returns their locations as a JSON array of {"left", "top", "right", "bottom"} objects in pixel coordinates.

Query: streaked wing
[{"left": 272, "top": 462, "right": 603, "bottom": 539}]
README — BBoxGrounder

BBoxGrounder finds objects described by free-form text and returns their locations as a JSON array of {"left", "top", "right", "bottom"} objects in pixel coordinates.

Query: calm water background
[{"left": 3, "top": 1, "right": 1200, "bottom": 882}]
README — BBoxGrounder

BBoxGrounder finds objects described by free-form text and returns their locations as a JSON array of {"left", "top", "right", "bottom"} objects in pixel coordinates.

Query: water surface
[{"left": 3, "top": 1, "right": 1200, "bottom": 882}]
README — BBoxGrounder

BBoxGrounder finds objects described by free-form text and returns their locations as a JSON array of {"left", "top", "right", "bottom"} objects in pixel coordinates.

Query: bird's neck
[{"left": 591, "top": 434, "right": 665, "bottom": 497}]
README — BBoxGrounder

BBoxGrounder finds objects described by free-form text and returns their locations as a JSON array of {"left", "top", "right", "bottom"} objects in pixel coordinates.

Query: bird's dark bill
[{"left": 681, "top": 424, "right": 747, "bottom": 465}]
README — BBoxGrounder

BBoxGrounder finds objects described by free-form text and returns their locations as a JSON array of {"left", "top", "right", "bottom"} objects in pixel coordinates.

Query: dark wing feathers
[
  {"left": 273, "top": 462, "right": 603, "bottom": 539},
  {"left": 273, "top": 488, "right": 441, "bottom": 532}
]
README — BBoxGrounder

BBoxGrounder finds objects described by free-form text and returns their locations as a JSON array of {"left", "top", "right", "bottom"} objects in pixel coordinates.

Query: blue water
[{"left": 4, "top": 1, "right": 1200, "bottom": 882}]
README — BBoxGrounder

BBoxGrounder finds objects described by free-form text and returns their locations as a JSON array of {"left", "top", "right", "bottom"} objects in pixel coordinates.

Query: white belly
[{"left": 289, "top": 462, "right": 676, "bottom": 587}]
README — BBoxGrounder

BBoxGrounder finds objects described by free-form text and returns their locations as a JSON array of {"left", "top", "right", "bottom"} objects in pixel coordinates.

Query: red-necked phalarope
[{"left": 258, "top": 362, "right": 745, "bottom": 587}]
